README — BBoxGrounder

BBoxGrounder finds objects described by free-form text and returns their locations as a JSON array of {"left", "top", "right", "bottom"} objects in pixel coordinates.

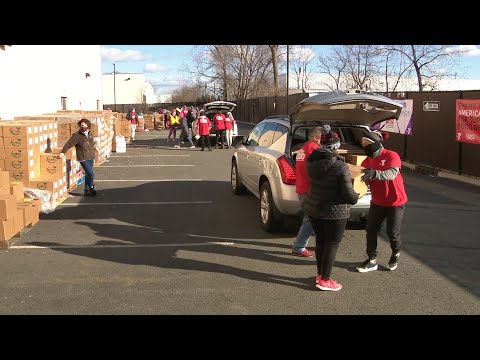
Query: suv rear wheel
[
  {"left": 259, "top": 181, "right": 283, "bottom": 232},
  {"left": 231, "top": 160, "right": 246, "bottom": 194}
]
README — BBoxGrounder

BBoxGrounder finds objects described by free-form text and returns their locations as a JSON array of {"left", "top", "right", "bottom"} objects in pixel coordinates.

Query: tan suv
[{"left": 230, "top": 91, "right": 403, "bottom": 232}]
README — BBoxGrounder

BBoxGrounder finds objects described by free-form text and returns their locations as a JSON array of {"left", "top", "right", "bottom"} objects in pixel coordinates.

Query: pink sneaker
[
  {"left": 292, "top": 249, "right": 314, "bottom": 257},
  {"left": 315, "top": 274, "right": 322, "bottom": 285},
  {"left": 316, "top": 278, "right": 342, "bottom": 291}
]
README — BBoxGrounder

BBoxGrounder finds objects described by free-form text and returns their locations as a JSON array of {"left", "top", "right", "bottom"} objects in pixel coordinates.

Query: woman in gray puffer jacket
[{"left": 302, "top": 126, "right": 359, "bottom": 292}]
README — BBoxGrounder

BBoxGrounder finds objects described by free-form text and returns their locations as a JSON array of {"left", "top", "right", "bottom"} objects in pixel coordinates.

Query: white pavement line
[
  {"left": 110, "top": 155, "right": 190, "bottom": 157},
  {"left": 58, "top": 201, "right": 213, "bottom": 206},
  {"left": 98, "top": 165, "right": 194, "bottom": 167},
  {"left": 10, "top": 242, "right": 236, "bottom": 250},
  {"left": 95, "top": 179, "right": 202, "bottom": 182},
  {"left": 187, "top": 234, "right": 242, "bottom": 241}
]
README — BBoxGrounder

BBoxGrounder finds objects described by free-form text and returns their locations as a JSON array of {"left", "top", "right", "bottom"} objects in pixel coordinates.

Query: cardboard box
[
  {"left": 347, "top": 164, "right": 368, "bottom": 198},
  {"left": 0, "top": 217, "right": 15, "bottom": 241},
  {"left": 345, "top": 154, "right": 367, "bottom": 166},
  {"left": 0, "top": 194, "right": 18, "bottom": 221},
  {"left": 13, "top": 208, "right": 24, "bottom": 235},
  {"left": 10, "top": 182, "right": 24, "bottom": 201}
]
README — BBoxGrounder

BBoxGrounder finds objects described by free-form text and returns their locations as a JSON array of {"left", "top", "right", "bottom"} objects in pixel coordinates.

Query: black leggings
[{"left": 309, "top": 217, "right": 348, "bottom": 280}]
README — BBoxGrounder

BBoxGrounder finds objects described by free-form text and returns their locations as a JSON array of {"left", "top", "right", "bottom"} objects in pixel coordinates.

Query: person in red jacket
[
  {"left": 213, "top": 112, "right": 226, "bottom": 149},
  {"left": 224, "top": 112, "right": 235, "bottom": 148},
  {"left": 356, "top": 130, "right": 408, "bottom": 273},
  {"left": 196, "top": 110, "right": 212, "bottom": 151},
  {"left": 290, "top": 126, "right": 324, "bottom": 257},
  {"left": 126, "top": 106, "right": 138, "bottom": 141}
]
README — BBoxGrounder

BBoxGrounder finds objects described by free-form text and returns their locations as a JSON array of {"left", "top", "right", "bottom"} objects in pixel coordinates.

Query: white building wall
[
  {"left": 0, "top": 45, "right": 102, "bottom": 120},
  {"left": 279, "top": 73, "right": 480, "bottom": 93},
  {"left": 102, "top": 74, "right": 158, "bottom": 106}
]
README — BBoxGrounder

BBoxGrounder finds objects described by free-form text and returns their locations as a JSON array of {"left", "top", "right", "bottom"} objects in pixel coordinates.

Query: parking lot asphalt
[{"left": 0, "top": 125, "right": 479, "bottom": 315}]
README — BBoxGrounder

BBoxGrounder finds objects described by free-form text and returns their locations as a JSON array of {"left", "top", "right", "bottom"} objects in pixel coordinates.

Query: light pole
[
  {"left": 286, "top": 45, "right": 289, "bottom": 113},
  {"left": 113, "top": 63, "right": 116, "bottom": 112}
]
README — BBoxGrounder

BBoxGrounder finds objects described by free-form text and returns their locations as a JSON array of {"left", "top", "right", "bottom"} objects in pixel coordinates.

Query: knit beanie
[
  {"left": 362, "top": 130, "right": 389, "bottom": 157},
  {"left": 320, "top": 125, "right": 341, "bottom": 151}
]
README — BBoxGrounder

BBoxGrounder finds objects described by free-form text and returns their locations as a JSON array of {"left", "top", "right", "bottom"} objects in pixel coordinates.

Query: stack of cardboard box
[{"left": 0, "top": 170, "right": 40, "bottom": 247}]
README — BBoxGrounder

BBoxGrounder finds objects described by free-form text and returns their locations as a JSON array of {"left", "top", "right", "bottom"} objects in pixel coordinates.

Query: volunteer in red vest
[
  {"left": 213, "top": 112, "right": 227, "bottom": 149},
  {"left": 224, "top": 112, "right": 235, "bottom": 149},
  {"left": 127, "top": 106, "right": 138, "bottom": 141},
  {"left": 290, "top": 126, "right": 324, "bottom": 257},
  {"left": 356, "top": 130, "right": 408, "bottom": 273},
  {"left": 196, "top": 110, "right": 212, "bottom": 151}
]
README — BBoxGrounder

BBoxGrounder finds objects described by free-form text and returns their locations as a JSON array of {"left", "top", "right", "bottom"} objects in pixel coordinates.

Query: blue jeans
[
  {"left": 292, "top": 194, "right": 314, "bottom": 252},
  {"left": 80, "top": 160, "right": 94, "bottom": 190}
]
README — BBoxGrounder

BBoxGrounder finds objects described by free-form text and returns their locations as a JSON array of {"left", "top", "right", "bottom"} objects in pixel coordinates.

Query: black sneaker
[
  {"left": 356, "top": 258, "right": 378, "bottom": 273},
  {"left": 90, "top": 187, "right": 97, "bottom": 196},
  {"left": 84, "top": 189, "right": 90, "bottom": 196},
  {"left": 388, "top": 252, "right": 400, "bottom": 271}
]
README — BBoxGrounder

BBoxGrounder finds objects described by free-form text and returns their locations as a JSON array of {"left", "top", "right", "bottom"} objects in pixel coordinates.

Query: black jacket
[
  {"left": 61, "top": 130, "right": 95, "bottom": 162},
  {"left": 302, "top": 148, "right": 359, "bottom": 220}
]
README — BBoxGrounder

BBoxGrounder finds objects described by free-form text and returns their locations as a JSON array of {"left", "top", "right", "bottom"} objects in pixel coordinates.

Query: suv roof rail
[{"left": 264, "top": 115, "right": 289, "bottom": 120}]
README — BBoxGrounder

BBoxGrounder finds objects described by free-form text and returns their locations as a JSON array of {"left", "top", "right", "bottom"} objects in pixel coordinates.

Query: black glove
[{"left": 361, "top": 168, "right": 376, "bottom": 182}]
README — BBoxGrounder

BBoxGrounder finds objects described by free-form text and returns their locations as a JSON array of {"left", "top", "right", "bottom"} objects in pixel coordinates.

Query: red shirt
[
  {"left": 295, "top": 141, "right": 320, "bottom": 194},
  {"left": 131, "top": 110, "right": 137, "bottom": 125},
  {"left": 361, "top": 148, "right": 408, "bottom": 207},
  {"left": 197, "top": 116, "right": 211, "bottom": 136},
  {"left": 224, "top": 116, "right": 234, "bottom": 130},
  {"left": 213, "top": 113, "right": 226, "bottom": 130}
]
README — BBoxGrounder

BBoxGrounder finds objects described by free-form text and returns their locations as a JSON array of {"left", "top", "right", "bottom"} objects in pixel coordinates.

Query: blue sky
[{"left": 101, "top": 45, "right": 480, "bottom": 95}]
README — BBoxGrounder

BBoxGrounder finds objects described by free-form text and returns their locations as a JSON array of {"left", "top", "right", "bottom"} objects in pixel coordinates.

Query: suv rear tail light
[{"left": 277, "top": 155, "right": 296, "bottom": 185}]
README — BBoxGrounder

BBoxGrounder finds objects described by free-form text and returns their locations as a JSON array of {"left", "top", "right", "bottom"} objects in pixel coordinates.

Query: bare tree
[
  {"left": 318, "top": 46, "right": 349, "bottom": 90},
  {"left": 289, "top": 45, "right": 316, "bottom": 91},
  {"left": 183, "top": 45, "right": 273, "bottom": 100},
  {"left": 268, "top": 45, "right": 279, "bottom": 97},
  {"left": 389, "top": 45, "right": 469, "bottom": 91}
]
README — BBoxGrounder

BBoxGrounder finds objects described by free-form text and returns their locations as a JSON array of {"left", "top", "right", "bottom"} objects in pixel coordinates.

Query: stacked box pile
[
  {"left": 112, "top": 115, "right": 131, "bottom": 147},
  {"left": 0, "top": 170, "right": 41, "bottom": 247},
  {"left": 143, "top": 115, "right": 155, "bottom": 131},
  {"left": 154, "top": 114, "right": 165, "bottom": 130},
  {"left": 0, "top": 120, "right": 58, "bottom": 185}
]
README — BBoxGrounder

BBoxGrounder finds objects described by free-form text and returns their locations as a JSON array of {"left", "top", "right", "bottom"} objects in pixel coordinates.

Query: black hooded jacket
[{"left": 302, "top": 148, "right": 359, "bottom": 220}]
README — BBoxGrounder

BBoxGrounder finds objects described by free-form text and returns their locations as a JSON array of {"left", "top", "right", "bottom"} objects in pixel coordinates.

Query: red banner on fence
[{"left": 456, "top": 99, "right": 480, "bottom": 144}]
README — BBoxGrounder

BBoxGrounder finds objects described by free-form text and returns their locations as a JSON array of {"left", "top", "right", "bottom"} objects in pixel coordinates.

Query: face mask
[{"left": 364, "top": 142, "right": 382, "bottom": 157}]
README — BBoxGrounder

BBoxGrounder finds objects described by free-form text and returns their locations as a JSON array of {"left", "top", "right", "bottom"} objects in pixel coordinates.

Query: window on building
[
  {"left": 97, "top": 100, "right": 100, "bottom": 110},
  {"left": 61, "top": 97, "right": 68, "bottom": 110}
]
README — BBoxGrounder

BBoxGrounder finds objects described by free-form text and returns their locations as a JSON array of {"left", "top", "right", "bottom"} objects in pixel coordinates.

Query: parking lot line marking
[
  {"left": 10, "top": 242, "right": 235, "bottom": 250},
  {"left": 58, "top": 201, "right": 213, "bottom": 206},
  {"left": 98, "top": 165, "right": 195, "bottom": 167},
  {"left": 95, "top": 179, "right": 203, "bottom": 182}
]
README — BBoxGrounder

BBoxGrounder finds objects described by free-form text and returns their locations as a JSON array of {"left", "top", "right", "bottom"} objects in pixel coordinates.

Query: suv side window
[
  {"left": 246, "top": 122, "right": 267, "bottom": 146},
  {"left": 257, "top": 122, "right": 278, "bottom": 147},
  {"left": 272, "top": 124, "right": 288, "bottom": 144}
]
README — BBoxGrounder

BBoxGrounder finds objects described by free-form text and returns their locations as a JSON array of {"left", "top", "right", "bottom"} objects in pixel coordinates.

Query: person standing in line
[
  {"left": 176, "top": 111, "right": 195, "bottom": 149},
  {"left": 59, "top": 118, "right": 97, "bottom": 196},
  {"left": 224, "top": 112, "right": 235, "bottom": 148},
  {"left": 213, "top": 111, "right": 227, "bottom": 149},
  {"left": 290, "top": 127, "right": 323, "bottom": 257},
  {"left": 302, "top": 126, "right": 360, "bottom": 291},
  {"left": 196, "top": 110, "right": 212, "bottom": 151},
  {"left": 167, "top": 108, "right": 180, "bottom": 143},
  {"left": 356, "top": 130, "right": 408, "bottom": 273},
  {"left": 126, "top": 106, "right": 138, "bottom": 141}
]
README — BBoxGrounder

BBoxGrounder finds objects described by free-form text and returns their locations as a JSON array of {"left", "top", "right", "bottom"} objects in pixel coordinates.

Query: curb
[{"left": 402, "top": 161, "right": 480, "bottom": 187}]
